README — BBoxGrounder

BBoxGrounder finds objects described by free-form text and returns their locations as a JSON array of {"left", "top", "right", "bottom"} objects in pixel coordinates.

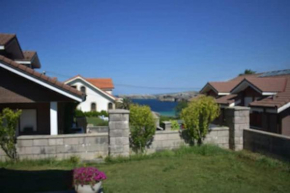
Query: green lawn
[
  {"left": 86, "top": 117, "right": 108, "bottom": 126},
  {"left": 1, "top": 145, "right": 290, "bottom": 193}
]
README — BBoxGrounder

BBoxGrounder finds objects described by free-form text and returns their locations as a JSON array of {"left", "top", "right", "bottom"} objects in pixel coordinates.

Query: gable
[
  {"left": 67, "top": 78, "right": 115, "bottom": 102},
  {"left": 0, "top": 68, "right": 77, "bottom": 103}
]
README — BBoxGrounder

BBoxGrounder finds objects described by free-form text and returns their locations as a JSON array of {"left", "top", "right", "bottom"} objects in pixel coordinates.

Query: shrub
[
  {"left": 74, "top": 110, "right": 108, "bottom": 118},
  {"left": 75, "top": 109, "right": 85, "bottom": 117},
  {"left": 181, "top": 95, "right": 220, "bottom": 145},
  {"left": 0, "top": 108, "right": 22, "bottom": 160},
  {"left": 129, "top": 104, "right": 156, "bottom": 153},
  {"left": 170, "top": 120, "right": 180, "bottom": 131}
]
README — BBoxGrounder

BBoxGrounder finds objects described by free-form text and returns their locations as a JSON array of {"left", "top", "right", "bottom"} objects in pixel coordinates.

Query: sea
[{"left": 132, "top": 99, "right": 177, "bottom": 117}]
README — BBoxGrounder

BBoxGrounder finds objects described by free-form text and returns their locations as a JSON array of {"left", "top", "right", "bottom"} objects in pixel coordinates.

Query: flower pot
[{"left": 75, "top": 181, "right": 102, "bottom": 193}]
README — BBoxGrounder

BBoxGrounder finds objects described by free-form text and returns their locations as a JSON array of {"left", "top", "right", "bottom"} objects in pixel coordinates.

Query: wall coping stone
[
  {"left": 225, "top": 106, "right": 250, "bottom": 111},
  {"left": 244, "top": 128, "right": 290, "bottom": 140},
  {"left": 108, "top": 109, "right": 130, "bottom": 114},
  {"left": 156, "top": 130, "right": 179, "bottom": 134},
  {"left": 17, "top": 133, "right": 108, "bottom": 140}
]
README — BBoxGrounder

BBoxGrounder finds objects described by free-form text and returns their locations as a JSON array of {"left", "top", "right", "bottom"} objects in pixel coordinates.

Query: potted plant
[{"left": 73, "top": 167, "right": 107, "bottom": 193}]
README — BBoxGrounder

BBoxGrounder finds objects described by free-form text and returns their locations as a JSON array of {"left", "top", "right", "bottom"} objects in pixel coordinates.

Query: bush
[
  {"left": 170, "top": 120, "right": 180, "bottom": 131},
  {"left": 129, "top": 104, "right": 156, "bottom": 153},
  {"left": 181, "top": 95, "right": 220, "bottom": 145},
  {"left": 0, "top": 108, "right": 22, "bottom": 161},
  {"left": 74, "top": 110, "right": 108, "bottom": 118}
]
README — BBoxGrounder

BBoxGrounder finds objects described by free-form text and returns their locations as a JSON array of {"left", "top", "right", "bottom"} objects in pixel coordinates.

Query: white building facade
[{"left": 65, "top": 76, "right": 116, "bottom": 112}]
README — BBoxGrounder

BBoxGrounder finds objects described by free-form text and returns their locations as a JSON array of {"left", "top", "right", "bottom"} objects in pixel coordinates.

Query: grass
[
  {"left": 86, "top": 117, "right": 108, "bottom": 126},
  {"left": 1, "top": 145, "right": 290, "bottom": 193}
]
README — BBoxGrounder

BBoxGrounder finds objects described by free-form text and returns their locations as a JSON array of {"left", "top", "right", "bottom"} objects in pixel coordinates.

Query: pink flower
[{"left": 73, "top": 167, "right": 107, "bottom": 186}]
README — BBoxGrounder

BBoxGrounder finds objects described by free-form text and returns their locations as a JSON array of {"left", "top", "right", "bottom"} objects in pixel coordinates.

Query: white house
[{"left": 65, "top": 75, "right": 116, "bottom": 112}]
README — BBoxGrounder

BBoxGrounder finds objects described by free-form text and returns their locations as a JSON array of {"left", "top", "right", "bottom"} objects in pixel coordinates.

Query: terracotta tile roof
[
  {"left": 216, "top": 94, "right": 237, "bottom": 105},
  {"left": 0, "top": 55, "right": 84, "bottom": 99},
  {"left": 250, "top": 76, "right": 290, "bottom": 108},
  {"left": 85, "top": 78, "right": 114, "bottom": 89},
  {"left": 0, "top": 33, "right": 15, "bottom": 45},
  {"left": 65, "top": 75, "right": 116, "bottom": 100}
]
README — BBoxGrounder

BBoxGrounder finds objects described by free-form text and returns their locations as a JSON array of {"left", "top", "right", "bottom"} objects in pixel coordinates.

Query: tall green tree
[
  {"left": 116, "top": 97, "right": 132, "bottom": 110},
  {"left": 0, "top": 108, "right": 22, "bottom": 160},
  {"left": 129, "top": 104, "right": 156, "bottom": 153},
  {"left": 240, "top": 69, "right": 256, "bottom": 75},
  {"left": 181, "top": 96, "right": 219, "bottom": 145}
]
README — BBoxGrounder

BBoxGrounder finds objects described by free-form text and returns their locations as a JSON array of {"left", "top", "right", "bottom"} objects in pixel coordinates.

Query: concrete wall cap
[
  {"left": 108, "top": 109, "right": 130, "bottom": 114},
  {"left": 17, "top": 133, "right": 108, "bottom": 140},
  {"left": 225, "top": 106, "right": 250, "bottom": 111},
  {"left": 244, "top": 128, "right": 290, "bottom": 140}
]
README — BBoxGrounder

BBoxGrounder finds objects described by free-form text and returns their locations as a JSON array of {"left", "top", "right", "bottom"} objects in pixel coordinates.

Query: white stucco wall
[{"left": 67, "top": 79, "right": 115, "bottom": 112}]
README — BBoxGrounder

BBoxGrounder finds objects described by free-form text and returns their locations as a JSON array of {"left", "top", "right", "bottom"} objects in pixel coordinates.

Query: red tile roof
[
  {"left": 0, "top": 55, "right": 83, "bottom": 99},
  {"left": 85, "top": 78, "right": 114, "bottom": 89}
]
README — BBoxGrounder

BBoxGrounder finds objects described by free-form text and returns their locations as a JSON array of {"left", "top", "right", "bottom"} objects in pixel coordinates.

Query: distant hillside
[{"left": 118, "top": 91, "right": 198, "bottom": 102}]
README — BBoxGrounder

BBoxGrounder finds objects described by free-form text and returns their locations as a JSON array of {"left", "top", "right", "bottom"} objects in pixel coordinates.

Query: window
[
  {"left": 80, "top": 86, "right": 86, "bottom": 94},
  {"left": 250, "top": 111, "right": 262, "bottom": 128},
  {"left": 71, "top": 85, "right": 77, "bottom": 89},
  {"left": 20, "top": 109, "right": 37, "bottom": 134},
  {"left": 108, "top": 102, "right": 113, "bottom": 110},
  {"left": 91, "top": 103, "right": 96, "bottom": 112}
]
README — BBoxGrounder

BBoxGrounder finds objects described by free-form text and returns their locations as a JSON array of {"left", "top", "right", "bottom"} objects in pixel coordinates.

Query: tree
[
  {"left": 116, "top": 97, "right": 132, "bottom": 110},
  {"left": 129, "top": 104, "right": 156, "bottom": 153},
  {"left": 181, "top": 96, "right": 219, "bottom": 145},
  {"left": 0, "top": 108, "right": 22, "bottom": 160},
  {"left": 175, "top": 101, "right": 188, "bottom": 117},
  {"left": 239, "top": 69, "right": 256, "bottom": 75}
]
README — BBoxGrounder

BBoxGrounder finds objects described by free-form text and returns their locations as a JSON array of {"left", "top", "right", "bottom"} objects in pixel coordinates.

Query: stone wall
[
  {"left": 0, "top": 133, "right": 108, "bottom": 161},
  {"left": 147, "top": 125, "right": 229, "bottom": 153},
  {"left": 244, "top": 128, "right": 290, "bottom": 161}
]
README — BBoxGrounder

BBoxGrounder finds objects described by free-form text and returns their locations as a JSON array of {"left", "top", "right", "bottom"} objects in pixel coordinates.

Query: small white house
[{"left": 65, "top": 75, "right": 116, "bottom": 112}]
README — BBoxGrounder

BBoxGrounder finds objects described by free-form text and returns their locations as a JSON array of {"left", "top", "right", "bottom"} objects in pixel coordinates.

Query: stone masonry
[
  {"left": 108, "top": 109, "right": 130, "bottom": 157},
  {"left": 225, "top": 106, "right": 250, "bottom": 151},
  {"left": 0, "top": 133, "right": 108, "bottom": 161}
]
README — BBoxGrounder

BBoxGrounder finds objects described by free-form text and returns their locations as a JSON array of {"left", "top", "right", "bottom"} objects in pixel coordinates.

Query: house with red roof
[
  {"left": 65, "top": 76, "right": 116, "bottom": 112},
  {"left": 0, "top": 33, "right": 84, "bottom": 135},
  {"left": 200, "top": 70, "right": 290, "bottom": 136}
]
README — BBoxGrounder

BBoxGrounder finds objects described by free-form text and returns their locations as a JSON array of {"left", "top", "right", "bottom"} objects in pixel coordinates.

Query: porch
[{"left": 0, "top": 102, "right": 74, "bottom": 136}]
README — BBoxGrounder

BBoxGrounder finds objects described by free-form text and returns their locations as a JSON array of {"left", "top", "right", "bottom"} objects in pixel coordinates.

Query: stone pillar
[
  {"left": 225, "top": 106, "right": 250, "bottom": 151},
  {"left": 162, "top": 121, "right": 172, "bottom": 131},
  {"left": 108, "top": 109, "right": 130, "bottom": 157}
]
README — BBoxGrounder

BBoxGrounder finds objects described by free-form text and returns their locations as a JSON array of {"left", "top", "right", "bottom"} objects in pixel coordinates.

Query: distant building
[
  {"left": 65, "top": 75, "right": 116, "bottom": 112},
  {"left": 200, "top": 70, "right": 290, "bottom": 136}
]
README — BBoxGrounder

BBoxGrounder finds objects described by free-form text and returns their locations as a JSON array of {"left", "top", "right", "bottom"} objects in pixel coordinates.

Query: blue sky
[{"left": 1, "top": 0, "right": 290, "bottom": 94}]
